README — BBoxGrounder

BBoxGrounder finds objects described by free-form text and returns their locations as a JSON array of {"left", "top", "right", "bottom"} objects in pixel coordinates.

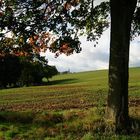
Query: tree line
[{"left": 0, "top": 55, "right": 58, "bottom": 88}]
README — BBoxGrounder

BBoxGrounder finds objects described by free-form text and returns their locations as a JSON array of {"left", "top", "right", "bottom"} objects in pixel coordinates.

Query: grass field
[{"left": 0, "top": 67, "right": 140, "bottom": 139}]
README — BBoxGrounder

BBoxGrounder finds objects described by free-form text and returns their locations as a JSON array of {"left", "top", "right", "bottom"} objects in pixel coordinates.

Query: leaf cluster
[{"left": 0, "top": 0, "right": 111, "bottom": 56}]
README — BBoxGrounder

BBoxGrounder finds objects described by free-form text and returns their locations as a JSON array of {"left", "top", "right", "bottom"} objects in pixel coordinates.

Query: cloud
[
  {"left": 94, "top": 0, "right": 108, "bottom": 6},
  {"left": 43, "top": 28, "right": 140, "bottom": 72},
  {"left": 130, "top": 36, "right": 140, "bottom": 67},
  {"left": 44, "top": 29, "right": 110, "bottom": 72}
]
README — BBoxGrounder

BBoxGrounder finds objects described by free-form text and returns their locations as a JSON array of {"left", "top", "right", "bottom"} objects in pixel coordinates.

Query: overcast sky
[
  {"left": 42, "top": 28, "right": 140, "bottom": 72},
  {"left": 43, "top": 0, "right": 140, "bottom": 72},
  {"left": 42, "top": 0, "right": 140, "bottom": 72}
]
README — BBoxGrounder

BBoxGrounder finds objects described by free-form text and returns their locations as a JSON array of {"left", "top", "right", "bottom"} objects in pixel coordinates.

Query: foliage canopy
[
  {"left": 0, "top": 0, "right": 140, "bottom": 56},
  {"left": 0, "top": 0, "right": 110, "bottom": 57}
]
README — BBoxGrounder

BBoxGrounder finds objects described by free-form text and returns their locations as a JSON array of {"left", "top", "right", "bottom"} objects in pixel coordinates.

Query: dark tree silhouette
[{"left": 0, "top": 55, "right": 21, "bottom": 88}]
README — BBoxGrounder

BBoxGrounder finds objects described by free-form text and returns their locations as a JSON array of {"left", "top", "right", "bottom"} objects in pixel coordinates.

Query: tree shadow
[{"left": 44, "top": 78, "right": 78, "bottom": 85}]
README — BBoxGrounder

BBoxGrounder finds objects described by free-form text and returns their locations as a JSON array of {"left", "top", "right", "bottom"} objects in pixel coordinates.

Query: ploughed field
[{"left": 0, "top": 67, "right": 140, "bottom": 112}]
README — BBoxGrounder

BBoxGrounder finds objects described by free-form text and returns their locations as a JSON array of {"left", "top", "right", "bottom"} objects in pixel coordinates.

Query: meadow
[{"left": 0, "top": 67, "right": 139, "bottom": 139}]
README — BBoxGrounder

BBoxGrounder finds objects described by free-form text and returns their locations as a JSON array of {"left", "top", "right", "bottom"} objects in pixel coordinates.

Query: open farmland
[
  {"left": 0, "top": 70, "right": 108, "bottom": 112},
  {"left": 0, "top": 68, "right": 140, "bottom": 112},
  {"left": 0, "top": 67, "right": 139, "bottom": 139}
]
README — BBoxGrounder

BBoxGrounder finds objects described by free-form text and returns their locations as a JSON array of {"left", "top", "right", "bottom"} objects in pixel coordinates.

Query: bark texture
[{"left": 107, "top": 0, "right": 137, "bottom": 132}]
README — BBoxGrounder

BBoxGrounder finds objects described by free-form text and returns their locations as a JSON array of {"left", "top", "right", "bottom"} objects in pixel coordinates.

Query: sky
[
  {"left": 40, "top": 0, "right": 140, "bottom": 72},
  {"left": 5, "top": 0, "right": 140, "bottom": 73},
  {"left": 42, "top": 28, "right": 140, "bottom": 72}
]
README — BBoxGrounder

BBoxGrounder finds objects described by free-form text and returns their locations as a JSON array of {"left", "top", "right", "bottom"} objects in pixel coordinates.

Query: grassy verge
[{"left": 0, "top": 107, "right": 139, "bottom": 139}]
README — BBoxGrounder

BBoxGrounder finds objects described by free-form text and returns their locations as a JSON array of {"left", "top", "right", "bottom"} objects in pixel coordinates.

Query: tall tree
[{"left": 107, "top": 0, "right": 137, "bottom": 132}]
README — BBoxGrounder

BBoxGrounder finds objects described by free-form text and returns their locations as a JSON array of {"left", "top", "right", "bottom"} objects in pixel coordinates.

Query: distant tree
[
  {"left": 18, "top": 56, "right": 58, "bottom": 86},
  {"left": 32, "top": 62, "right": 44, "bottom": 85},
  {"left": 18, "top": 56, "right": 41, "bottom": 86},
  {"left": 43, "top": 65, "right": 58, "bottom": 82},
  {"left": 33, "top": 55, "right": 58, "bottom": 82},
  {"left": 18, "top": 59, "right": 34, "bottom": 86},
  {"left": 61, "top": 70, "right": 71, "bottom": 74}
]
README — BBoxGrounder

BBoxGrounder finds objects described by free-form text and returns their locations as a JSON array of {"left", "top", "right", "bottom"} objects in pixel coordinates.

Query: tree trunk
[{"left": 107, "top": 0, "right": 137, "bottom": 133}]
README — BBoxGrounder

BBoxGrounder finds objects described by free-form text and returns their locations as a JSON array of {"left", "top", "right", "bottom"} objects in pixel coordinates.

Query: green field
[{"left": 0, "top": 67, "right": 140, "bottom": 139}]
